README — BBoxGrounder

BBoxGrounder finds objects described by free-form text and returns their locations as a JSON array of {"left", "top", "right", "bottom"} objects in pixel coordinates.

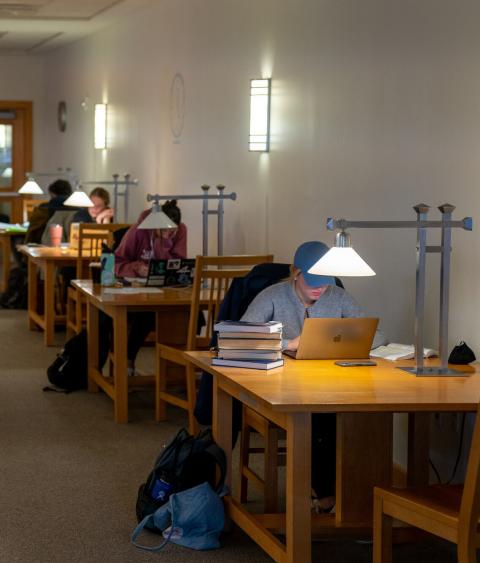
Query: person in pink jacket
[
  {"left": 115, "top": 200, "right": 187, "bottom": 278},
  {"left": 114, "top": 200, "right": 187, "bottom": 375}
]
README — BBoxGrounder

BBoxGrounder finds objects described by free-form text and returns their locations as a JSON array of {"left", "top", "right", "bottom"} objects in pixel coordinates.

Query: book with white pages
[
  {"left": 211, "top": 357, "right": 284, "bottom": 370},
  {"left": 370, "top": 342, "right": 438, "bottom": 361},
  {"left": 217, "top": 331, "right": 282, "bottom": 340},
  {"left": 218, "top": 349, "right": 283, "bottom": 361},
  {"left": 213, "top": 320, "right": 282, "bottom": 334},
  {"left": 217, "top": 338, "right": 282, "bottom": 350}
]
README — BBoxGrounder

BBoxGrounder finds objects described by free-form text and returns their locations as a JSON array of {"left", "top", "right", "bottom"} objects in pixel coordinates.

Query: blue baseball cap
[{"left": 293, "top": 241, "right": 335, "bottom": 287}]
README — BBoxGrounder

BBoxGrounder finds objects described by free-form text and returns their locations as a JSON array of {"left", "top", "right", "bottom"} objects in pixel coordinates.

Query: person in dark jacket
[{"left": 24, "top": 179, "right": 73, "bottom": 244}]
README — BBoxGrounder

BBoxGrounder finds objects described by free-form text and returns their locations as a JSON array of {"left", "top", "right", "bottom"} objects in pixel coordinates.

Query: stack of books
[{"left": 212, "top": 320, "right": 284, "bottom": 370}]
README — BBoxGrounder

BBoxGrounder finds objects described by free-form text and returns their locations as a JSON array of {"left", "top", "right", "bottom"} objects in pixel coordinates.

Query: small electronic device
[{"left": 334, "top": 360, "right": 377, "bottom": 367}]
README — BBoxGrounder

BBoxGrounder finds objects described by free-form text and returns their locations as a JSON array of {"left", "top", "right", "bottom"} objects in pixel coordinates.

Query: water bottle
[{"left": 151, "top": 472, "right": 173, "bottom": 503}]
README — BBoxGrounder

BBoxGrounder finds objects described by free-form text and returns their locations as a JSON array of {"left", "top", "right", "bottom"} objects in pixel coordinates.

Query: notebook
[
  {"left": 146, "top": 258, "right": 195, "bottom": 287},
  {"left": 283, "top": 317, "right": 379, "bottom": 360}
]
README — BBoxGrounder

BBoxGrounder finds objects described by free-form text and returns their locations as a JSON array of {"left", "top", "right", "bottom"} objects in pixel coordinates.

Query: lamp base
[{"left": 398, "top": 366, "right": 468, "bottom": 377}]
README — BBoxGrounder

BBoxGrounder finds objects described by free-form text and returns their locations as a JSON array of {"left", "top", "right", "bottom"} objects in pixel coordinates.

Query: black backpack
[
  {"left": 45, "top": 330, "right": 88, "bottom": 392},
  {"left": 136, "top": 427, "right": 227, "bottom": 524}
]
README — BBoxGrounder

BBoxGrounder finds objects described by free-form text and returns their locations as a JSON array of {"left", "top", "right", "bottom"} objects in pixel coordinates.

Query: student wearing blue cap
[{"left": 241, "top": 240, "right": 386, "bottom": 512}]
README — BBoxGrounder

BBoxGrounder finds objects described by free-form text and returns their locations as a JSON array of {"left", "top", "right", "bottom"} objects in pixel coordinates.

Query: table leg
[
  {"left": 27, "top": 258, "right": 38, "bottom": 331},
  {"left": 212, "top": 377, "right": 232, "bottom": 489},
  {"left": 0, "top": 237, "right": 10, "bottom": 293},
  {"left": 286, "top": 412, "right": 311, "bottom": 563},
  {"left": 407, "top": 412, "right": 430, "bottom": 486},
  {"left": 44, "top": 261, "right": 55, "bottom": 346},
  {"left": 336, "top": 413, "right": 393, "bottom": 523},
  {"left": 113, "top": 307, "right": 128, "bottom": 423},
  {"left": 87, "top": 300, "right": 99, "bottom": 393}
]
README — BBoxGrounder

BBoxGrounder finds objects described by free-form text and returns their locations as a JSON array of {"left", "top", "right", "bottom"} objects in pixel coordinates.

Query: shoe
[{"left": 311, "top": 491, "right": 336, "bottom": 514}]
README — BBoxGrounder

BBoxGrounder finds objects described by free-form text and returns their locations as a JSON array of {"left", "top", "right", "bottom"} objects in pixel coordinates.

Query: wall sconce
[
  {"left": 94, "top": 103, "right": 107, "bottom": 149},
  {"left": 249, "top": 78, "right": 271, "bottom": 152}
]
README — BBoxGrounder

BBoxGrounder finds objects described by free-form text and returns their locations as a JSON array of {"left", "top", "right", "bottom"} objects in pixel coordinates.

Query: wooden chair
[
  {"left": 239, "top": 405, "right": 286, "bottom": 512},
  {"left": 66, "top": 223, "right": 129, "bottom": 337},
  {"left": 22, "top": 198, "right": 48, "bottom": 222},
  {"left": 373, "top": 406, "right": 480, "bottom": 563},
  {"left": 156, "top": 254, "right": 274, "bottom": 434}
]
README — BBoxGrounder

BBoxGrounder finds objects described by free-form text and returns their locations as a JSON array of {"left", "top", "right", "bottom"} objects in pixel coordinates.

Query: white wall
[{"left": 37, "top": 0, "right": 480, "bottom": 471}]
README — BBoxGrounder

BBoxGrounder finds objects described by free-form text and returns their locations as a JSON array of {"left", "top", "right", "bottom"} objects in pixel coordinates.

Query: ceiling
[{"left": 0, "top": 0, "right": 153, "bottom": 53}]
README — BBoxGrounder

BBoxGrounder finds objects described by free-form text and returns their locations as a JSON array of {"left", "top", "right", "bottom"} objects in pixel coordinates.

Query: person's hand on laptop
[
  {"left": 135, "top": 261, "right": 149, "bottom": 278},
  {"left": 285, "top": 336, "right": 300, "bottom": 352}
]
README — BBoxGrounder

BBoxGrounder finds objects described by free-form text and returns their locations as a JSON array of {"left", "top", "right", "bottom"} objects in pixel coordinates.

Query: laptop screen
[
  {"left": 146, "top": 258, "right": 195, "bottom": 287},
  {"left": 283, "top": 317, "right": 379, "bottom": 360}
]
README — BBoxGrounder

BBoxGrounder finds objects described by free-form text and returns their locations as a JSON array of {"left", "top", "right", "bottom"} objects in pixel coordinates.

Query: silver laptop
[{"left": 283, "top": 317, "right": 379, "bottom": 360}]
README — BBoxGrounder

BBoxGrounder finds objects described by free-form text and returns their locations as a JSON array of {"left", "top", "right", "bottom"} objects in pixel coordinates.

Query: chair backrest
[
  {"left": 458, "top": 405, "right": 480, "bottom": 546},
  {"left": 23, "top": 198, "right": 48, "bottom": 221},
  {"left": 75, "top": 223, "right": 130, "bottom": 278},
  {"left": 186, "top": 255, "right": 274, "bottom": 350}
]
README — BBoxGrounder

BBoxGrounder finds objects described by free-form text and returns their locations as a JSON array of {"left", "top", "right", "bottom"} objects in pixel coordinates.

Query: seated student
[
  {"left": 240, "top": 240, "right": 387, "bottom": 512},
  {"left": 113, "top": 200, "right": 187, "bottom": 375},
  {"left": 115, "top": 199, "right": 186, "bottom": 278},
  {"left": 72, "top": 187, "right": 114, "bottom": 224},
  {"left": 24, "top": 179, "right": 73, "bottom": 244}
]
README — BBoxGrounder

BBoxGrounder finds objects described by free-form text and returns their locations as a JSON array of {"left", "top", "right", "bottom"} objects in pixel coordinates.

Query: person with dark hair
[
  {"left": 72, "top": 187, "right": 114, "bottom": 224},
  {"left": 112, "top": 200, "right": 187, "bottom": 374},
  {"left": 114, "top": 200, "right": 186, "bottom": 278},
  {"left": 24, "top": 179, "right": 73, "bottom": 244}
]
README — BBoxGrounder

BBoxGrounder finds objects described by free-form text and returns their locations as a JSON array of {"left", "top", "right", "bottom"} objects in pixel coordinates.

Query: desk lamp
[
  {"left": 64, "top": 187, "right": 94, "bottom": 208},
  {"left": 309, "top": 204, "right": 473, "bottom": 376},
  {"left": 137, "top": 196, "right": 177, "bottom": 230}
]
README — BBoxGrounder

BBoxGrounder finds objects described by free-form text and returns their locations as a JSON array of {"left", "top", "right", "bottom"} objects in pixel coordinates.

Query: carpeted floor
[{"left": 0, "top": 309, "right": 466, "bottom": 562}]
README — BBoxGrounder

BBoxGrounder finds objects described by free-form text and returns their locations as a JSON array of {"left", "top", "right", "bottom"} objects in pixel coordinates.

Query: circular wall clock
[
  {"left": 57, "top": 101, "right": 67, "bottom": 132},
  {"left": 169, "top": 73, "right": 185, "bottom": 140}
]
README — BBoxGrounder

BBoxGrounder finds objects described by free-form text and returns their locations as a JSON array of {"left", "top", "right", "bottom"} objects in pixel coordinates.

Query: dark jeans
[
  {"left": 98, "top": 311, "right": 155, "bottom": 366},
  {"left": 311, "top": 413, "right": 336, "bottom": 499}
]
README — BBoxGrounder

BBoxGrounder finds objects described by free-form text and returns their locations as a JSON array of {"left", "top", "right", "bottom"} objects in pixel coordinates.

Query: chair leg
[
  {"left": 264, "top": 425, "right": 279, "bottom": 513},
  {"left": 186, "top": 364, "right": 198, "bottom": 435},
  {"left": 373, "top": 490, "right": 393, "bottom": 563},
  {"left": 457, "top": 540, "right": 477, "bottom": 563},
  {"left": 239, "top": 410, "right": 250, "bottom": 504},
  {"left": 155, "top": 350, "right": 168, "bottom": 422}
]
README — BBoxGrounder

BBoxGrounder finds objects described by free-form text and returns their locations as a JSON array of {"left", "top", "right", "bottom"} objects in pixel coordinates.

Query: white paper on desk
[
  {"left": 370, "top": 342, "right": 438, "bottom": 361},
  {"left": 103, "top": 287, "right": 163, "bottom": 294}
]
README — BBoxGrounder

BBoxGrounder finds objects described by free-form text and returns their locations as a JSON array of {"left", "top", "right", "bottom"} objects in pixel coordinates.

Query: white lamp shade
[
  {"left": 308, "top": 247, "right": 376, "bottom": 277},
  {"left": 138, "top": 209, "right": 177, "bottom": 230},
  {"left": 64, "top": 191, "right": 94, "bottom": 207},
  {"left": 19, "top": 179, "right": 43, "bottom": 195}
]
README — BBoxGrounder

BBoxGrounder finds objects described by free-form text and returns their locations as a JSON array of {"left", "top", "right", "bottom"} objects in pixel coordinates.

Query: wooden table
[
  {"left": 18, "top": 245, "right": 88, "bottom": 346},
  {"left": 185, "top": 351, "right": 480, "bottom": 563},
  {"left": 74, "top": 280, "right": 198, "bottom": 423},
  {"left": 0, "top": 230, "right": 25, "bottom": 292}
]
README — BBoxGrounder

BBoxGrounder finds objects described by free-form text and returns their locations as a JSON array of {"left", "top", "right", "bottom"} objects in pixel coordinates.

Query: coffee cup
[{"left": 50, "top": 224, "right": 63, "bottom": 247}]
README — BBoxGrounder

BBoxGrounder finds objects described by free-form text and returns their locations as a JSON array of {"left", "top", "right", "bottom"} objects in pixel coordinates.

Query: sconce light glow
[
  {"left": 64, "top": 190, "right": 94, "bottom": 207},
  {"left": 18, "top": 179, "right": 44, "bottom": 194},
  {"left": 94, "top": 103, "right": 107, "bottom": 149},
  {"left": 249, "top": 78, "right": 271, "bottom": 152}
]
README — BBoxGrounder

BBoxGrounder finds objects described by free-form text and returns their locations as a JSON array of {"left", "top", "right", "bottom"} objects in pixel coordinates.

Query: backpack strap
[
  {"left": 204, "top": 442, "right": 227, "bottom": 494},
  {"left": 131, "top": 510, "right": 174, "bottom": 551}
]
